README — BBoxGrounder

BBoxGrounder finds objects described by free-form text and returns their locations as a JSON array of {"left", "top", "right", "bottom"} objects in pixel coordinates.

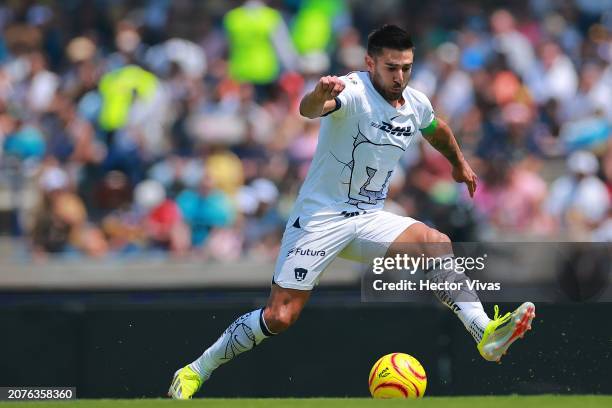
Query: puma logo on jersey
[{"left": 370, "top": 121, "right": 414, "bottom": 137}]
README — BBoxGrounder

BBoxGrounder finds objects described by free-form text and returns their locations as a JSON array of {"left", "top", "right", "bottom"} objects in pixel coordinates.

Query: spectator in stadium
[
  {"left": 547, "top": 150, "right": 611, "bottom": 237},
  {"left": 223, "top": 0, "right": 298, "bottom": 87},
  {"left": 31, "top": 162, "right": 108, "bottom": 258},
  {"left": 176, "top": 174, "right": 235, "bottom": 248}
]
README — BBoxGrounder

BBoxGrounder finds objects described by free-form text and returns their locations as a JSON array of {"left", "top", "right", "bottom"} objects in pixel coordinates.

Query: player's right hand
[{"left": 314, "top": 76, "right": 345, "bottom": 101}]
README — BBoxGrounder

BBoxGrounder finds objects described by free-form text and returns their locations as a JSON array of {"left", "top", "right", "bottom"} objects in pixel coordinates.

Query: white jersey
[{"left": 290, "top": 71, "right": 435, "bottom": 228}]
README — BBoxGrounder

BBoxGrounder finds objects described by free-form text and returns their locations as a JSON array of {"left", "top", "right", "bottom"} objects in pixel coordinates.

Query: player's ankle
[{"left": 188, "top": 362, "right": 211, "bottom": 381}]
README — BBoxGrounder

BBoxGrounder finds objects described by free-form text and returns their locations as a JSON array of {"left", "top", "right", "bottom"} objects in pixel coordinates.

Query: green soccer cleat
[
  {"left": 477, "top": 302, "right": 536, "bottom": 363},
  {"left": 168, "top": 365, "right": 203, "bottom": 399}
]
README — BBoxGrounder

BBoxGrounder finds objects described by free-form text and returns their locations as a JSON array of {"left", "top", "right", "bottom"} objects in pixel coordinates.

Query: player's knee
[
  {"left": 436, "top": 231, "right": 451, "bottom": 244},
  {"left": 419, "top": 228, "right": 451, "bottom": 257},
  {"left": 425, "top": 228, "right": 450, "bottom": 244},
  {"left": 264, "top": 306, "right": 300, "bottom": 333}
]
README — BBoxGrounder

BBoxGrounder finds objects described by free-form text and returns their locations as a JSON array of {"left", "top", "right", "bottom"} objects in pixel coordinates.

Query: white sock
[
  {"left": 189, "top": 308, "right": 275, "bottom": 380},
  {"left": 426, "top": 255, "right": 491, "bottom": 343},
  {"left": 462, "top": 306, "right": 491, "bottom": 344}
]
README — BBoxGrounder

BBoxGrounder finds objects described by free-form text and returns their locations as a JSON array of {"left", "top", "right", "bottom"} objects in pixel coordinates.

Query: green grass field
[{"left": 0, "top": 396, "right": 611, "bottom": 408}]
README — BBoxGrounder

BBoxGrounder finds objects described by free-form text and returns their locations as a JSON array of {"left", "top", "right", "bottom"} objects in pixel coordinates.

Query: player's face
[{"left": 366, "top": 48, "right": 414, "bottom": 102}]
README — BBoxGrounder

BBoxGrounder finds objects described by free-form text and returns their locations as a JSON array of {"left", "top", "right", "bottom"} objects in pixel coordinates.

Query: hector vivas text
[{"left": 370, "top": 253, "right": 501, "bottom": 292}]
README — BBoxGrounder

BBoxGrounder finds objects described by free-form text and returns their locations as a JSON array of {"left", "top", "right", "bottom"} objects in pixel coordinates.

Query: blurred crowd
[{"left": 0, "top": 0, "right": 611, "bottom": 261}]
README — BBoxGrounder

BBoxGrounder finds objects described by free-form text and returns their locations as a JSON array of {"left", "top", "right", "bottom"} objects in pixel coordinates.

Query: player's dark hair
[{"left": 367, "top": 24, "right": 414, "bottom": 57}]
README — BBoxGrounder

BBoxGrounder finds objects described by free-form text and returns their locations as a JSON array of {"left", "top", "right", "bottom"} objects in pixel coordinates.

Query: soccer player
[{"left": 169, "top": 25, "right": 535, "bottom": 399}]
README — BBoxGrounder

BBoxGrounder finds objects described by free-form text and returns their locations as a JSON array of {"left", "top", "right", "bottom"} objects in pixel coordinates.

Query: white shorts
[{"left": 273, "top": 210, "right": 420, "bottom": 290}]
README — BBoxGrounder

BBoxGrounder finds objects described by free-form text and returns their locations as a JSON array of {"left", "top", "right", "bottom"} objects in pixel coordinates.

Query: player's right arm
[{"left": 299, "top": 76, "right": 345, "bottom": 119}]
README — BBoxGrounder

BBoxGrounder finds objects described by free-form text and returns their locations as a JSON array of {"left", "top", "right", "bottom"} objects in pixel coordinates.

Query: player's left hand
[{"left": 452, "top": 161, "right": 477, "bottom": 198}]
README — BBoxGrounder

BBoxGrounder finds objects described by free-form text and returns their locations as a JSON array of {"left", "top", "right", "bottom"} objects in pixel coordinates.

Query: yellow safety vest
[
  {"left": 98, "top": 65, "right": 158, "bottom": 131},
  {"left": 292, "top": 0, "right": 345, "bottom": 55},
  {"left": 224, "top": 6, "right": 281, "bottom": 84}
]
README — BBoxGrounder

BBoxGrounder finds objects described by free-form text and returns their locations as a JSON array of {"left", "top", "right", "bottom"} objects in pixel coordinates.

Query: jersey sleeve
[
  {"left": 411, "top": 89, "right": 436, "bottom": 131},
  {"left": 323, "top": 72, "right": 362, "bottom": 119}
]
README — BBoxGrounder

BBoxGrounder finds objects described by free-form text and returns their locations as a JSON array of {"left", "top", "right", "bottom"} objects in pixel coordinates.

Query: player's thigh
[
  {"left": 273, "top": 217, "right": 354, "bottom": 290},
  {"left": 339, "top": 211, "right": 421, "bottom": 263}
]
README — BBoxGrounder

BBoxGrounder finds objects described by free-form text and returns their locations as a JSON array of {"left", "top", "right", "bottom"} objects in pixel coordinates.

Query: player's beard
[{"left": 370, "top": 71, "right": 404, "bottom": 102}]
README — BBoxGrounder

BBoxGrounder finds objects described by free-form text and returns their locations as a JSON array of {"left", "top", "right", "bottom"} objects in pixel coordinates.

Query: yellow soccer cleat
[
  {"left": 477, "top": 302, "right": 536, "bottom": 363},
  {"left": 168, "top": 365, "right": 203, "bottom": 399}
]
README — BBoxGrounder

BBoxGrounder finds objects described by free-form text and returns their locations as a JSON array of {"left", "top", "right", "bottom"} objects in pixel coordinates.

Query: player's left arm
[{"left": 421, "top": 117, "right": 477, "bottom": 197}]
